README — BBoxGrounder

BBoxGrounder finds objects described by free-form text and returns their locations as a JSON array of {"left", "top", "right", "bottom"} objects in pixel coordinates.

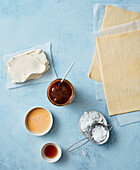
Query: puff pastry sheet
[
  {"left": 96, "top": 30, "right": 140, "bottom": 116},
  {"left": 89, "top": 5, "right": 140, "bottom": 82}
]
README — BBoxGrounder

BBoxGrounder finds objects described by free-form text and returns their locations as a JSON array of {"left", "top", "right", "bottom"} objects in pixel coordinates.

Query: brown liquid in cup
[
  {"left": 47, "top": 79, "right": 74, "bottom": 106},
  {"left": 44, "top": 145, "right": 58, "bottom": 158}
]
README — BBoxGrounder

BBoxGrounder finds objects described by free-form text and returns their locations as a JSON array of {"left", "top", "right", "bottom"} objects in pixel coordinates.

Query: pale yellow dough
[
  {"left": 96, "top": 30, "right": 140, "bottom": 116},
  {"left": 89, "top": 5, "right": 140, "bottom": 82}
]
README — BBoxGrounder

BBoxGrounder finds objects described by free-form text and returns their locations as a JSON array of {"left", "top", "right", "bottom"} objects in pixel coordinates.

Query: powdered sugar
[
  {"left": 81, "top": 149, "right": 87, "bottom": 159},
  {"left": 91, "top": 125, "right": 107, "bottom": 143},
  {"left": 80, "top": 111, "right": 104, "bottom": 132}
]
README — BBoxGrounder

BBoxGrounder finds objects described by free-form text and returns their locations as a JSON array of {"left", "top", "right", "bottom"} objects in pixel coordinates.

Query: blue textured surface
[{"left": 0, "top": 0, "right": 140, "bottom": 170}]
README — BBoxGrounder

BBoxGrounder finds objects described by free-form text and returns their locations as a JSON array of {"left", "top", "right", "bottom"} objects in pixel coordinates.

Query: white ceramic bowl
[
  {"left": 41, "top": 142, "right": 62, "bottom": 163},
  {"left": 24, "top": 107, "right": 53, "bottom": 136}
]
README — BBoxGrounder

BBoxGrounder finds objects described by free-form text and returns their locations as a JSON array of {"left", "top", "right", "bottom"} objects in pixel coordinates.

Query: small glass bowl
[{"left": 47, "top": 78, "right": 75, "bottom": 106}]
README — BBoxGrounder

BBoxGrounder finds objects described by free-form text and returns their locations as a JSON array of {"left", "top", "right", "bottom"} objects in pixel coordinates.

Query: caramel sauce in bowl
[
  {"left": 25, "top": 107, "right": 53, "bottom": 136},
  {"left": 47, "top": 79, "right": 75, "bottom": 106}
]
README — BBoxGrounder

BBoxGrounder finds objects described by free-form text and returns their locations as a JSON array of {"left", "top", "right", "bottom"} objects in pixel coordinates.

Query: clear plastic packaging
[
  {"left": 4, "top": 42, "right": 57, "bottom": 89},
  {"left": 93, "top": 4, "right": 140, "bottom": 126}
]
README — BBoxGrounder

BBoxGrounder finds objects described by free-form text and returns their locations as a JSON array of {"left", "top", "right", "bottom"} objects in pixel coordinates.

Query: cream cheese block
[{"left": 7, "top": 49, "right": 50, "bottom": 83}]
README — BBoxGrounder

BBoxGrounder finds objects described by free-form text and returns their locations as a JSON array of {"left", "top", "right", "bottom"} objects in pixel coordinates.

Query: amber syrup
[{"left": 44, "top": 145, "right": 58, "bottom": 159}]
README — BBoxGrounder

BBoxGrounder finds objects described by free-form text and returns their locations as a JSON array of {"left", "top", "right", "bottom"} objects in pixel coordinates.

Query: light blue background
[{"left": 0, "top": 0, "right": 140, "bottom": 170}]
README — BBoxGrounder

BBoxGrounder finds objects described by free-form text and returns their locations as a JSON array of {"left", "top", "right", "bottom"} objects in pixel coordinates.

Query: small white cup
[
  {"left": 41, "top": 142, "right": 62, "bottom": 163},
  {"left": 25, "top": 107, "right": 53, "bottom": 136}
]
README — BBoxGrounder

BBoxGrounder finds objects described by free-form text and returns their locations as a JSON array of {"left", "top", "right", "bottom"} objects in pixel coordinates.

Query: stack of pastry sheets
[{"left": 89, "top": 5, "right": 140, "bottom": 116}]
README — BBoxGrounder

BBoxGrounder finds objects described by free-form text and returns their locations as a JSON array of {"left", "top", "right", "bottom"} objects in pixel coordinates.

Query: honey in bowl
[
  {"left": 44, "top": 145, "right": 58, "bottom": 159},
  {"left": 26, "top": 107, "right": 52, "bottom": 134},
  {"left": 47, "top": 79, "right": 75, "bottom": 106}
]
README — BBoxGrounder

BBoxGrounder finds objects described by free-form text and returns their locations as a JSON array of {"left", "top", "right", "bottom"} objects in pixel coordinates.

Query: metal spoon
[
  {"left": 59, "top": 61, "right": 76, "bottom": 85},
  {"left": 66, "top": 123, "right": 113, "bottom": 152}
]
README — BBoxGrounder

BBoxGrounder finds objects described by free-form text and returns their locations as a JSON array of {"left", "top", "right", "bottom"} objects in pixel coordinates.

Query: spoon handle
[{"left": 60, "top": 61, "right": 76, "bottom": 83}]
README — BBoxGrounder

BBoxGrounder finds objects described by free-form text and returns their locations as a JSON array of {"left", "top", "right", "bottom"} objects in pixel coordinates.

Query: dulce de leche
[
  {"left": 47, "top": 79, "right": 75, "bottom": 106},
  {"left": 26, "top": 107, "right": 52, "bottom": 134}
]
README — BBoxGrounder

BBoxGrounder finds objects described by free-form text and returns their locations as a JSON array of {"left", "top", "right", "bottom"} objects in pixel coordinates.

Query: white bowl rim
[
  {"left": 41, "top": 142, "right": 62, "bottom": 163},
  {"left": 24, "top": 106, "right": 53, "bottom": 136}
]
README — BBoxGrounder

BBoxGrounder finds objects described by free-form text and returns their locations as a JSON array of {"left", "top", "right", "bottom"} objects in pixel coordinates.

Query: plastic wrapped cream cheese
[{"left": 7, "top": 49, "right": 50, "bottom": 83}]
